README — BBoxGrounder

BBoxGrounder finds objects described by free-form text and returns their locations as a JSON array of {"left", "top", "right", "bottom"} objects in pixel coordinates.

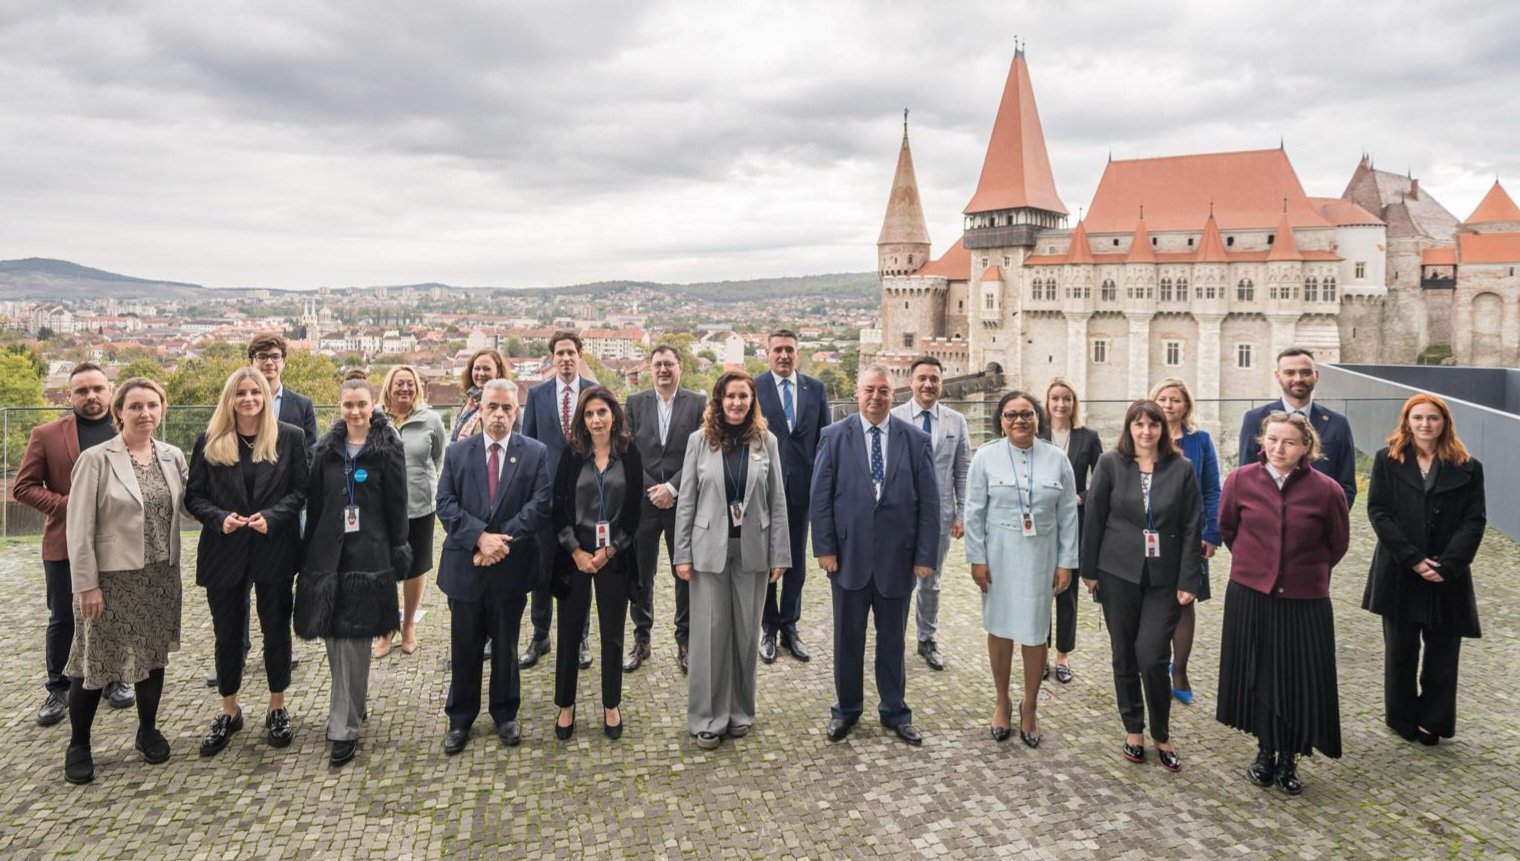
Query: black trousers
[
  {"left": 206, "top": 578, "right": 294, "bottom": 698},
  {"left": 530, "top": 529, "right": 588, "bottom": 643},
  {"left": 1051, "top": 575, "right": 1079, "bottom": 654},
  {"left": 446, "top": 589, "right": 528, "bottom": 728},
  {"left": 554, "top": 569, "right": 630, "bottom": 709},
  {"left": 1382, "top": 616, "right": 1463, "bottom": 739},
  {"left": 763, "top": 501, "right": 810, "bottom": 637},
  {"left": 830, "top": 578, "right": 912, "bottom": 727},
  {"left": 630, "top": 505, "right": 689, "bottom": 644},
  {"left": 43, "top": 559, "right": 74, "bottom": 694},
  {"left": 1099, "top": 568, "right": 1181, "bottom": 742}
]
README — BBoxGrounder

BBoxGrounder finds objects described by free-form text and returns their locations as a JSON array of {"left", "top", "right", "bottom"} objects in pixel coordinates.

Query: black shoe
[
  {"left": 892, "top": 723, "right": 924, "bottom": 746},
  {"left": 330, "top": 739, "right": 358, "bottom": 767},
  {"left": 578, "top": 637, "right": 592, "bottom": 670},
  {"left": 518, "top": 637, "right": 548, "bottom": 669},
  {"left": 1018, "top": 700, "right": 1040, "bottom": 749},
  {"left": 266, "top": 708, "right": 293, "bottom": 748},
  {"left": 826, "top": 717, "right": 854, "bottom": 742},
  {"left": 1053, "top": 663, "right": 1073, "bottom": 684},
  {"left": 37, "top": 690, "right": 67, "bottom": 726},
  {"left": 443, "top": 727, "right": 469, "bottom": 755},
  {"left": 1416, "top": 727, "right": 1440, "bottom": 747},
  {"left": 603, "top": 708, "right": 623, "bottom": 740},
  {"left": 990, "top": 725, "right": 1012, "bottom": 742},
  {"left": 105, "top": 681, "right": 134, "bottom": 709},
  {"left": 1121, "top": 741, "right": 1146, "bottom": 763},
  {"left": 200, "top": 709, "right": 243, "bottom": 757},
  {"left": 497, "top": 720, "right": 521, "bottom": 747},
  {"left": 1156, "top": 746, "right": 1182, "bottom": 773},
  {"left": 781, "top": 632, "right": 811, "bottom": 662},
  {"left": 136, "top": 727, "right": 171, "bottom": 764},
  {"left": 759, "top": 632, "right": 777, "bottom": 664},
  {"left": 917, "top": 639, "right": 945, "bottom": 671},
  {"left": 64, "top": 743, "right": 94, "bottom": 785},
  {"left": 677, "top": 642, "right": 689, "bottom": 675},
  {"left": 623, "top": 639, "right": 651, "bottom": 673},
  {"left": 1275, "top": 755, "right": 1303, "bottom": 796},
  {"left": 1247, "top": 750, "right": 1276, "bottom": 787},
  {"left": 555, "top": 706, "right": 576, "bottom": 741}
]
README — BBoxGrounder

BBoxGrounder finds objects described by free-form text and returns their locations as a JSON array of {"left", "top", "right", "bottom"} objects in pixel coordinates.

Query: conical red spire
[
  {"left": 1064, "top": 220, "right": 1094, "bottom": 264},
  {"left": 878, "top": 113, "right": 931, "bottom": 246},
  {"left": 1126, "top": 215, "right": 1156, "bottom": 263},
  {"left": 1464, "top": 180, "right": 1520, "bottom": 225},
  {"left": 1195, "top": 212, "right": 1229, "bottom": 263},
  {"left": 1266, "top": 209, "right": 1303, "bottom": 260},
  {"left": 963, "top": 52, "right": 1067, "bottom": 216}
]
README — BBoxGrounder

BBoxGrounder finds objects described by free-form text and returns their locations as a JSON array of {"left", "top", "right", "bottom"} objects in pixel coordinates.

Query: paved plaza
[{"left": 0, "top": 495, "right": 1517, "bottom": 860}]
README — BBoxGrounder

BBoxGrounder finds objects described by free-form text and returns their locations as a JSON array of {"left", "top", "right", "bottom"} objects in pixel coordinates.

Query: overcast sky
[{"left": 3, "top": 0, "right": 1517, "bottom": 290}]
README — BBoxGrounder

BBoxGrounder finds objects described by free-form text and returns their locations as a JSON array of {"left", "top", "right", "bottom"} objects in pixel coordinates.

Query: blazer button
[{"left": 1276, "top": 587, "right": 1285, "bottom": 594}]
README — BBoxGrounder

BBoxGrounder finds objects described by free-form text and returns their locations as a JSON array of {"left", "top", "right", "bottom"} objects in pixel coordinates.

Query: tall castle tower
[{"left": 876, "top": 113, "right": 942, "bottom": 359}]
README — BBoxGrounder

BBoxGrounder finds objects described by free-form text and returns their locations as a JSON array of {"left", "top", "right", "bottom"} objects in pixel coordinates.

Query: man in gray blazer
[
  {"left": 889, "top": 356, "right": 969, "bottom": 671},
  {"left": 623, "top": 346, "right": 707, "bottom": 673}
]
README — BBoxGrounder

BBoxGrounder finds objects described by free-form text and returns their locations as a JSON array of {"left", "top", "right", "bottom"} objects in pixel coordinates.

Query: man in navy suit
[
  {"left": 754, "top": 328, "right": 830, "bottom": 664},
  {"left": 435, "top": 379, "right": 552, "bottom": 753},
  {"left": 518, "top": 330, "right": 598, "bottom": 670},
  {"left": 812, "top": 364, "right": 939, "bottom": 746},
  {"left": 1238, "top": 347, "right": 1357, "bottom": 506}
]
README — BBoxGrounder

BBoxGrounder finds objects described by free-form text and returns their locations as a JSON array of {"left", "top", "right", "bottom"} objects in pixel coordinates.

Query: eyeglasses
[
  {"left": 1002, "top": 410, "right": 1036, "bottom": 421},
  {"left": 252, "top": 353, "right": 284, "bottom": 363},
  {"left": 651, "top": 361, "right": 678, "bottom": 370}
]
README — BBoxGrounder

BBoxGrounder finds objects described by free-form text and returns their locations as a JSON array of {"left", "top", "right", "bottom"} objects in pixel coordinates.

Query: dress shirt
[
  {"left": 272, "top": 385, "right": 284, "bottom": 422},
  {"left": 859, "top": 413, "right": 889, "bottom": 477},
  {"left": 557, "top": 377, "right": 582, "bottom": 433},
  {"left": 912, "top": 400, "right": 938, "bottom": 439},
  {"left": 1264, "top": 461, "right": 1287, "bottom": 489},
  {"left": 773, "top": 373, "right": 798, "bottom": 431},
  {"left": 656, "top": 389, "right": 676, "bottom": 445},
  {"left": 483, "top": 430, "right": 511, "bottom": 484},
  {"left": 1279, "top": 396, "right": 1314, "bottom": 417}
]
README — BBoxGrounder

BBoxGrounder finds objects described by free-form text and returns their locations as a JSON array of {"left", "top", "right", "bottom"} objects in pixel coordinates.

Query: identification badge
[
  {"left": 1143, "top": 530, "right": 1160, "bottom": 558},
  {"left": 344, "top": 505, "right": 361, "bottom": 533},
  {"left": 595, "top": 521, "right": 611, "bottom": 548},
  {"left": 1021, "top": 513, "right": 1036, "bottom": 537},
  {"left": 729, "top": 502, "right": 744, "bottom": 527}
]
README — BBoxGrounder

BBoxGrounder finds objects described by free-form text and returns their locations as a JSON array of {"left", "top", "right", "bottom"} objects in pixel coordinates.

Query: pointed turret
[
  {"left": 1126, "top": 215, "right": 1156, "bottom": 263},
  {"left": 1266, "top": 209, "right": 1303, "bottom": 260},
  {"left": 1195, "top": 212, "right": 1229, "bottom": 263},
  {"left": 963, "top": 52, "right": 1067, "bottom": 216},
  {"left": 878, "top": 111, "right": 931, "bottom": 277},
  {"left": 1464, "top": 180, "right": 1520, "bottom": 226},
  {"left": 1064, "top": 220, "right": 1094, "bottom": 264}
]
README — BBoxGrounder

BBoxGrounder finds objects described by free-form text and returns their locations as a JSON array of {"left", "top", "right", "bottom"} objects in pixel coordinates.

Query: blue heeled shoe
[{"left": 1169, "top": 661, "right": 1194, "bottom": 705}]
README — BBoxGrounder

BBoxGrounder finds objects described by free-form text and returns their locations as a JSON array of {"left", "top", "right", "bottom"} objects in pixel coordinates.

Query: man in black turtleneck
[{"left": 15, "top": 362, "right": 135, "bottom": 725}]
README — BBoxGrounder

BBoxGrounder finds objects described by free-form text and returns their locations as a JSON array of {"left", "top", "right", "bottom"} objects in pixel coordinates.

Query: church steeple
[
  {"left": 878, "top": 109, "right": 931, "bottom": 277},
  {"left": 962, "top": 50, "right": 1067, "bottom": 249}
]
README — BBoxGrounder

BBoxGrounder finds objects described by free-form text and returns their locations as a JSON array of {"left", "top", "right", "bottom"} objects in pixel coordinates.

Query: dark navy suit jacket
[
  {"left": 1238, "top": 400, "right": 1357, "bottom": 506},
  {"left": 754, "top": 371, "right": 830, "bottom": 506},
  {"left": 521, "top": 375, "right": 598, "bottom": 472},
  {"left": 434, "top": 432, "right": 552, "bottom": 601},
  {"left": 277, "top": 387, "right": 319, "bottom": 462},
  {"left": 810, "top": 415, "right": 940, "bottom": 599}
]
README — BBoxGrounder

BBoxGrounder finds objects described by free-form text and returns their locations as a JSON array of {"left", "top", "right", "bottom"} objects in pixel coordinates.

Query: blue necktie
[
  {"left": 920, "top": 409, "right": 932, "bottom": 436},
  {"left": 869, "top": 426, "right": 884, "bottom": 492},
  {"left": 781, "top": 379, "right": 796, "bottom": 428}
]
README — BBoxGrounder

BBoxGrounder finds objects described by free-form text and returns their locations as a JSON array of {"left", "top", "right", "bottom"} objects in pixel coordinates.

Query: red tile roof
[
  {"left": 1421, "top": 247, "right": 1457, "bottom": 265},
  {"left": 963, "top": 54, "right": 1067, "bottom": 216},
  {"left": 1312, "top": 196, "right": 1383, "bottom": 226},
  {"left": 1457, "top": 233, "right": 1520, "bottom": 264},
  {"left": 1086, "top": 148, "right": 1329, "bottom": 233},
  {"left": 1266, "top": 211, "right": 1304, "bottom": 261},
  {"left": 1065, "top": 220, "right": 1095, "bottom": 264},
  {"left": 979, "top": 266, "right": 1004, "bottom": 282},
  {"left": 1464, "top": 181, "right": 1520, "bottom": 226},
  {"left": 1125, "top": 218, "right": 1157, "bottom": 263},
  {"left": 1195, "top": 213, "right": 1230, "bottom": 262},
  {"left": 917, "top": 237, "right": 970, "bottom": 279},
  {"left": 878, "top": 122, "right": 932, "bottom": 245}
]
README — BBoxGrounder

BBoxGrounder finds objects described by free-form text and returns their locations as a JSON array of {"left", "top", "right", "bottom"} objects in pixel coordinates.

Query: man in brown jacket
[{"left": 13, "top": 362, "right": 134, "bottom": 724}]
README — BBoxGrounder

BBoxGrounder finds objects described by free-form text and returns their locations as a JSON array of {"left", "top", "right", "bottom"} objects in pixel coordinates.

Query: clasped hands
[
  {"left": 1079, "top": 577, "right": 1194, "bottom": 605},
  {"left": 221, "top": 512, "right": 269, "bottom": 534},
  {"left": 970, "top": 564, "right": 1070, "bottom": 594},
  {"left": 473, "top": 532, "right": 514, "bottom": 567},
  {"left": 1414, "top": 557, "right": 1444, "bottom": 583},
  {"left": 818, "top": 555, "right": 933, "bottom": 580},
  {"left": 571, "top": 545, "right": 615, "bottom": 575}
]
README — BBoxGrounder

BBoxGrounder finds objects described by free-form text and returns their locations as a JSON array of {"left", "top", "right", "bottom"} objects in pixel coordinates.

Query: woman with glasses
[
  {"left": 375, "top": 364, "right": 447, "bottom": 658},
  {"left": 965, "top": 391, "right": 1079, "bottom": 747},
  {"left": 1038, "top": 378, "right": 1102, "bottom": 683}
]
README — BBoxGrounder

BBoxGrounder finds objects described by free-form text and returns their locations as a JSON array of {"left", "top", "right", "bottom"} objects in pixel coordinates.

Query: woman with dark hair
[
  {"left": 294, "top": 372, "right": 411, "bottom": 767},
  {"left": 1217, "top": 411, "right": 1350, "bottom": 795},
  {"left": 450, "top": 348, "right": 509, "bottom": 443},
  {"left": 1149, "top": 377, "right": 1221, "bottom": 706},
  {"left": 185, "top": 368, "right": 308, "bottom": 756},
  {"left": 965, "top": 390, "right": 1078, "bottom": 746},
  {"left": 550, "top": 386, "right": 643, "bottom": 740},
  {"left": 1039, "top": 377, "right": 1102, "bottom": 683},
  {"left": 1363, "top": 393, "right": 1486, "bottom": 747},
  {"left": 1081, "top": 400, "right": 1201, "bottom": 772},
  {"left": 672, "top": 370, "right": 790, "bottom": 749}
]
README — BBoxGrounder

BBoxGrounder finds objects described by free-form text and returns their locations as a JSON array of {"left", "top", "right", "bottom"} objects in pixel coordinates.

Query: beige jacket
[{"left": 66, "top": 435, "right": 188, "bottom": 593}]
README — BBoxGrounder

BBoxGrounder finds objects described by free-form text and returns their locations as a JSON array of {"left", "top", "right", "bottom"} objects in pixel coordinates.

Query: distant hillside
[
  {"left": 491, "top": 272, "right": 879, "bottom": 303},
  {"left": 0, "top": 258, "right": 204, "bottom": 300}
]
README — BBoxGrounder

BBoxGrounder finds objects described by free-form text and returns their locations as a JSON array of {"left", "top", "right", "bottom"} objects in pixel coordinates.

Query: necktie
[
  {"left": 781, "top": 379, "right": 796, "bottom": 429},
  {"left": 561, "top": 386, "right": 573, "bottom": 441},
  {"left": 488, "top": 443, "right": 501, "bottom": 503},
  {"left": 869, "top": 426, "right": 884, "bottom": 494},
  {"left": 920, "top": 409, "right": 932, "bottom": 436}
]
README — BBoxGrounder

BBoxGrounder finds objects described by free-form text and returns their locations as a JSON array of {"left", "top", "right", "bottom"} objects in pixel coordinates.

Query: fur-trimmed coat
[{"left": 294, "top": 413, "right": 412, "bottom": 640}]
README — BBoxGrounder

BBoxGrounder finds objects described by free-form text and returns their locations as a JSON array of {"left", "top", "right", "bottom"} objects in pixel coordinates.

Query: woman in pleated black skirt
[{"left": 1217, "top": 411, "right": 1350, "bottom": 795}]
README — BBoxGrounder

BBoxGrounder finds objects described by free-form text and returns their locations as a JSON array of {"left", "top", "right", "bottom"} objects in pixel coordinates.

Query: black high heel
[
  {"left": 1018, "top": 700, "right": 1041, "bottom": 749},
  {"left": 603, "top": 706, "right": 623, "bottom": 740},
  {"left": 555, "top": 705, "right": 576, "bottom": 741}
]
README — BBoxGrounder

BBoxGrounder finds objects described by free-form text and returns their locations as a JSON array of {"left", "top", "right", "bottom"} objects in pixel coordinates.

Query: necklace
[{"left": 240, "top": 435, "right": 256, "bottom": 450}]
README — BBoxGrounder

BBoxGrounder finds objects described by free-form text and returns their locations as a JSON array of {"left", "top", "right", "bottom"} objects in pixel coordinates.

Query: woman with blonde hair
[
  {"left": 451, "top": 349, "right": 509, "bottom": 443},
  {"left": 375, "top": 364, "right": 447, "bottom": 658},
  {"left": 185, "top": 368, "right": 309, "bottom": 756},
  {"left": 1038, "top": 378, "right": 1102, "bottom": 683},
  {"left": 1148, "top": 377, "right": 1220, "bottom": 706}
]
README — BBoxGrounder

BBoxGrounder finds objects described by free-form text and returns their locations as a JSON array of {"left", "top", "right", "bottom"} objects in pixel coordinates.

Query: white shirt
[
  {"left": 1279, "top": 396, "right": 1314, "bottom": 418},
  {"left": 271, "top": 384, "right": 284, "bottom": 420},
  {"left": 483, "top": 430, "right": 511, "bottom": 484},
  {"left": 656, "top": 389, "right": 677, "bottom": 446},
  {"left": 773, "top": 373, "right": 799, "bottom": 431},
  {"left": 859, "top": 414, "right": 890, "bottom": 477},
  {"left": 912, "top": 399, "right": 938, "bottom": 441},
  {"left": 1263, "top": 461, "right": 1288, "bottom": 489},
  {"left": 555, "top": 377, "right": 582, "bottom": 432}
]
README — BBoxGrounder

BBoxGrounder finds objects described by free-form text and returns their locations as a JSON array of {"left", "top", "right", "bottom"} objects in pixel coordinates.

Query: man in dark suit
[
  {"left": 435, "top": 379, "right": 552, "bottom": 753},
  {"left": 753, "top": 328, "right": 830, "bottom": 663},
  {"left": 1238, "top": 347, "right": 1357, "bottom": 506},
  {"left": 13, "top": 362, "right": 134, "bottom": 724},
  {"left": 811, "top": 364, "right": 940, "bottom": 746},
  {"left": 623, "top": 345, "right": 707, "bottom": 673},
  {"left": 518, "top": 330, "right": 598, "bottom": 670}
]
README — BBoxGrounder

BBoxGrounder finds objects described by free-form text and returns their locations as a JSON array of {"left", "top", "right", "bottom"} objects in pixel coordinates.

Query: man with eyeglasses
[
  {"left": 889, "top": 356, "right": 970, "bottom": 671},
  {"left": 623, "top": 346, "right": 706, "bottom": 673}
]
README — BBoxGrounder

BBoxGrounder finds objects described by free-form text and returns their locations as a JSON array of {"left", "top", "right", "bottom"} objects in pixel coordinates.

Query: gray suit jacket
[
  {"left": 673, "top": 429, "right": 791, "bottom": 575},
  {"left": 626, "top": 387, "right": 707, "bottom": 496},
  {"left": 891, "top": 400, "right": 971, "bottom": 532}
]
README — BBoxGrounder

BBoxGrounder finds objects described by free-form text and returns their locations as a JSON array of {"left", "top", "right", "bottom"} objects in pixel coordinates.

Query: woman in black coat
[
  {"left": 1363, "top": 393, "right": 1486, "bottom": 746},
  {"left": 294, "top": 373, "right": 411, "bottom": 766},
  {"left": 1039, "top": 377, "right": 1102, "bottom": 683},
  {"left": 185, "top": 369, "right": 308, "bottom": 756},
  {"left": 550, "top": 386, "right": 643, "bottom": 741}
]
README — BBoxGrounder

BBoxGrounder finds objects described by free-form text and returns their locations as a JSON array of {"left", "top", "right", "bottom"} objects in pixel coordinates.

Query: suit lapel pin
[{"left": 510, "top": 457, "right": 517, "bottom": 463}]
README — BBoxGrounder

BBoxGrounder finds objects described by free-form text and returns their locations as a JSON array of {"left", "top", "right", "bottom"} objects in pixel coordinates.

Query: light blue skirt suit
[{"left": 964, "top": 438, "right": 1080, "bottom": 644}]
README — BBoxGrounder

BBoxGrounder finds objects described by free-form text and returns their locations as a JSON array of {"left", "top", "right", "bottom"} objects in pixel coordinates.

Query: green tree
[
  {"left": 5, "top": 343, "right": 46, "bottom": 379},
  {"left": 815, "top": 365, "right": 851, "bottom": 401},
  {"left": 0, "top": 353, "right": 48, "bottom": 469},
  {"left": 504, "top": 336, "right": 528, "bottom": 358},
  {"left": 582, "top": 354, "right": 628, "bottom": 397},
  {"left": 117, "top": 358, "right": 164, "bottom": 382}
]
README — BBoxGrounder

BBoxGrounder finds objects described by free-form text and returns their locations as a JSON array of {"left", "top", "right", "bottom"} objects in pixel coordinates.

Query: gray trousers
[
  {"left": 913, "top": 532, "right": 953, "bottom": 644},
  {"left": 324, "top": 637, "right": 370, "bottom": 742},
  {"left": 687, "top": 542, "right": 768, "bottom": 736}
]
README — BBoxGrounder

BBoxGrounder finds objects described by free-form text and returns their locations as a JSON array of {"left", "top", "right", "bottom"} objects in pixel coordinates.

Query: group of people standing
[{"left": 15, "top": 331, "right": 1488, "bottom": 794}]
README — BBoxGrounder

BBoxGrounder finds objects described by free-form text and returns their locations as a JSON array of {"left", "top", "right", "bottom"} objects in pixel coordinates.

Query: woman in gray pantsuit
[{"left": 674, "top": 370, "right": 790, "bottom": 750}]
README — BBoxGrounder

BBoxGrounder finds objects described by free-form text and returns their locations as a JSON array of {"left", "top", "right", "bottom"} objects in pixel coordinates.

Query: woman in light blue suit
[
  {"left": 965, "top": 391, "right": 1079, "bottom": 747},
  {"left": 673, "top": 370, "right": 790, "bottom": 750}
]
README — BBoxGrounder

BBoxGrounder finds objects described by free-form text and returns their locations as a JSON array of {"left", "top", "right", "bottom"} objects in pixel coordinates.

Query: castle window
[
  {"left": 1355, "top": 261, "right": 1366, "bottom": 279},
  {"left": 1030, "top": 278, "right": 1042, "bottom": 299},
  {"left": 958, "top": 300, "right": 964, "bottom": 310},
  {"left": 1004, "top": 256, "right": 1011, "bottom": 267},
  {"left": 1324, "top": 277, "right": 1337, "bottom": 302},
  {"left": 1236, "top": 343, "right": 1254, "bottom": 369},
  {"left": 1091, "top": 339, "right": 1110, "bottom": 364},
  {"left": 1267, "top": 235, "right": 1275, "bottom": 245},
  {"left": 1101, "top": 279, "right": 1116, "bottom": 302},
  {"left": 904, "top": 301, "right": 910, "bottom": 309},
  {"left": 1177, "top": 278, "right": 1189, "bottom": 301},
  {"left": 1227, "top": 236, "right": 1235, "bottom": 247},
  {"left": 1188, "top": 237, "right": 1195, "bottom": 247},
  {"left": 1237, "top": 278, "right": 1255, "bottom": 301},
  {"left": 902, "top": 333, "right": 915, "bottom": 349},
  {"left": 1164, "top": 340, "right": 1182, "bottom": 366},
  {"left": 1160, "top": 278, "right": 1173, "bottom": 302},
  {"left": 908, "top": 254, "right": 914, "bottom": 265},
  {"left": 1112, "top": 239, "right": 1120, "bottom": 247},
  {"left": 1305, "top": 277, "right": 1319, "bottom": 302},
  {"left": 1152, "top": 236, "right": 1158, "bottom": 246},
  {"left": 985, "top": 292, "right": 995, "bottom": 310},
  {"left": 981, "top": 257, "right": 988, "bottom": 268},
  {"left": 1045, "top": 279, "right": 1057, "bottom": 301}
]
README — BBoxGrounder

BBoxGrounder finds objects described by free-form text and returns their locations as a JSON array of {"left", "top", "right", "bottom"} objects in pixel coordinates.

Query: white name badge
[
  {"left": 1143, "top": 530, "right": 1160, "bottom": 558},
  {"left": 729, "top": 502, "right": 744, "bottom": 527},
  {"left": 1021, "top": 513, "right": 1037, "bottom": 537},
  {"left": 344, "top": 505, "right": 361, "bottom": 533},
  {"left": 595, "top": 521, "right": 611, "bottom": 548}
]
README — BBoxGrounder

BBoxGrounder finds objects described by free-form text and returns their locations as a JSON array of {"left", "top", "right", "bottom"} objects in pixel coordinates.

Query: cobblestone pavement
[{"left": 0, "top": 495, "right": 1517, "bottom": 860}]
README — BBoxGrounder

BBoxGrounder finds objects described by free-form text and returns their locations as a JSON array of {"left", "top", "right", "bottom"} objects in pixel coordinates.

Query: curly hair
[{"left": 701, "top": 370, "right": 769, "bottom": 452}]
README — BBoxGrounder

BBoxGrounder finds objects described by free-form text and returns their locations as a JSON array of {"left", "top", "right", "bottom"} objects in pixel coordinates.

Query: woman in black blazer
[
  {"left": 1081, "top": 400, "right": 1201, "bottom": 772},
  {"left": 1039, "top": 377, "right": 1102, "bottom": 683},
  {"left": 1363, "top": 393, "right": 1486, "bottom": 746},
  {"left": 551, "top": 386, "right": 643, "bottom": 740},
  {"left": 185, "top": 368, "right": 308, "bottom": 757}
]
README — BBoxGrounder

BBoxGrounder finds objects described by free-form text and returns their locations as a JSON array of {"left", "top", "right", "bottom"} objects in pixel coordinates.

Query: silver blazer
[{"left": 673, "top": 428, "right": 791, "bottom": 575}]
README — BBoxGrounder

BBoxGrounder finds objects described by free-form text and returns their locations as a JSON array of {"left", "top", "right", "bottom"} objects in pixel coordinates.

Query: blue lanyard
[
  {"left": 1004, "top": 440, "right": 1035, "bottom": 520},
  {"left": 344, "top": 449, "right": 357, "bottom": 506},
  {"left": 593, "top": 458, "right": 611, "bottom": 521}
]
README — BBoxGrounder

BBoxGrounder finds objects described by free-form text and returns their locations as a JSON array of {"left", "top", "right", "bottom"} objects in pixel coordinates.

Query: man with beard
[
  {"left": 14, "top": 363, "right": 135, "bottom": 724},
  {"left": 1238, "top": 347, "right": 1356, "bottom": 505}
]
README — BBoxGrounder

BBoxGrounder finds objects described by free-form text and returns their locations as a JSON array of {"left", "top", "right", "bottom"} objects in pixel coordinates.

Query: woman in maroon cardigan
[{"left": 1217, "top": 411, "right": 1350, "bottom": 796}]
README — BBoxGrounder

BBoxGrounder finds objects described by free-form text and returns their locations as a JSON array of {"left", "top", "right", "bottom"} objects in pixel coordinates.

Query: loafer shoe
[
  {"left": 497, "top": 720, "right": 521, "bottom": 746},
  {"left": 518, "top": 637, "right": 548, "bottom": 670},
  {"left": 917, "top": 639, "right": 945, "bottom": 671},
  {"left": 1157, "top": 746, "right": 1182, "bottom": 773},
  {"left": 826, "top": 717, "right": 854, "bottom": 741},
  {"left": 892, "top": 723, "right": 923, "bottom": 746},
  {"left": 64, "top": 743, "right": 94, "bottom": 785},
  {"left": 1053, "top": 664, "right": 1073, "bottom": 684},
  {"left": 1121, "top": 741, "right": 1146, "bottom": 763},
  {"left": 37, "top": 690, "right": 67, "bottom": 726},
  {"left": 200, "top": 709, "right": 243, "bottom": 757},
  {"left": 726, "top": 724, "right": 750, "bottom": 738},
  {"left": 443, "top": 728, "right": 469, "bottom": 755},
  {"left": 781, "top": 633, "right": 811, "bottom": 663},
  {"left": 622, "top": 640, "right": 651, "bottom": 673},
  {"left": 330, "top": 739, "right": 358, "bottom": 767},
  {"left": 266, "top": 708, "right": 294, "bottom": 748},
  {"left": 105, "top": 681, "right": 135, "bottom": 709},
  {"left": 136, "top": 728, "right": 171, "bottom": 765},
  {"left": 759, "top": 633, "right": 777, "bottom": 664},
  {"left": 695, "top": 731, "right": 721, "bottom": 750}
]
